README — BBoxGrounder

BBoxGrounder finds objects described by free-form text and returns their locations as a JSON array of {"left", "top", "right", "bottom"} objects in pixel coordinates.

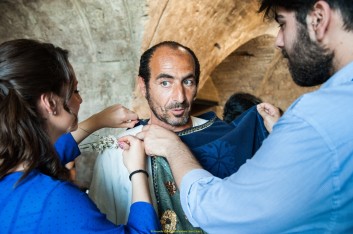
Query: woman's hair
[
  {"left": 223, "top": 92, "right": 262, "bottom": 123},
  {"left": 0, "top": 39, "right": 76, "bottom": 183}
]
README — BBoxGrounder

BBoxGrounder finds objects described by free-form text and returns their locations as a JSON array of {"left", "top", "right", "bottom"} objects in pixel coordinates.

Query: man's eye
[
  {"left": 161, "top": 81, "right": 170, "bottom": 87},
  {"left": 184, "top": 79, "right": 194, "bottom": 86}
]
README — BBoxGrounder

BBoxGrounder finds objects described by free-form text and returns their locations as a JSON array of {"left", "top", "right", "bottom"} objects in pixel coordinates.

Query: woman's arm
[
  {"left": 56, "top": 104, "right": 138, "bottom": 178},
  {"left": 72, "top": 104, "right": 138, "bottom": 144},
  {"left": 118, "top": 135, "right": 152, "bottom": 204}
]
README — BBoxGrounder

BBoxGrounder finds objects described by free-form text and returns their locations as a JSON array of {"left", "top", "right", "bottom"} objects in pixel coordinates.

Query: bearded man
[
  {"left": 88, "top": 41, "right": 277, "bottom": 233},
  {"left": 136, "top": 1, "right": 353, "bottom": 233}
]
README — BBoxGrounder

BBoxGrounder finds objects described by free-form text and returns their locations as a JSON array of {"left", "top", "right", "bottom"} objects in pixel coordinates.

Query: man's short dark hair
[{"left": 258, "top": 0, "right": 353, "bottom": 31}]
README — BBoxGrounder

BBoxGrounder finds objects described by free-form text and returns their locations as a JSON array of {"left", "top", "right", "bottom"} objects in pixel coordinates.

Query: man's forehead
[
  {"left": 274, "top": 7, "right": 294, "bottom": 21},
  {"left": 152, "top": 46, "right": 190, "bottom": 59},
  {"left": 150, "top": 46, "right": 194, "bottom": 69}
]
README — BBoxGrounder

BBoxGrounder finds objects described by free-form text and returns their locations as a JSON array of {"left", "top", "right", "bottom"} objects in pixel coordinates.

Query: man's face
[
  {"left": 141, "top": 46, "right": 197, "bottom": 131},
  {"left": 275, "top": 8, "right": 334, "bottom": 87}
]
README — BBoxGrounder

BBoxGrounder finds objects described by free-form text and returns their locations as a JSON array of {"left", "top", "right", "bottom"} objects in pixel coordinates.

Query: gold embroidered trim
[
  {"left": 165, "top": 181, "right": 177, "bottom": 196},
  {"left": 176, "top": 115, "right": 217, "bottom": 137},
  {"left": 161, "top": 209, "right": 177, "bottom": 233},
  {"left": 151, "top": 156, "right": 160, "bottom": 204}
]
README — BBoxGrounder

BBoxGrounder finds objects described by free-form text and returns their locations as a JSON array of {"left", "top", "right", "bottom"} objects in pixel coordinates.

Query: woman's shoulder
[
  {"left": 32, "top": 174, "right": 120, "bottom": 232},
  {"left": 37, "top": 174, "right": 104, "bottom": 222},
  {"left": 13, "top": 171, "right": 88, "bottom": 206}
]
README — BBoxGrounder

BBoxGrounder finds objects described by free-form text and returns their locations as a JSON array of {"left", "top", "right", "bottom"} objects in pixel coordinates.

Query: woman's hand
[
  {"left": 93, "top": 104, "right": 139, "bottom": 129},
  {"left": 118, "top": 135, "right": 146, "bottom": 173},
  {"left": 257, "top": 103, "right": 282, "bottom": 133},
  {"left": 119, "top": 135, "right": 152, "bottom": 203},
  {"left": 72, "top": 104, "right": 139, "bottom": 144}
]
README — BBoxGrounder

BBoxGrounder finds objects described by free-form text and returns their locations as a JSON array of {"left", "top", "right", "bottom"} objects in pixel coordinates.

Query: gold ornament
[
  {"left": 160, "top": 209, "right": 177, "bottom": 233},
  {"left": 165, "top": 181, "right": 177, "bottom": 196}
]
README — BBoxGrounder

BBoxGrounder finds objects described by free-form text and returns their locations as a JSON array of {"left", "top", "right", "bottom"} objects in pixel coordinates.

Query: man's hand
[
  {"left": 136, "top": 124, "right": 181, "bottom": 157},
  {"left": 136, "top": 124, "right": 202, "bottom": 187}
]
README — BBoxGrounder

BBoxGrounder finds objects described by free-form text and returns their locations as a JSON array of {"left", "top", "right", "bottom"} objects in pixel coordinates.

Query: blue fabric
[
  {"left": 179, "top": 108, "right": 268, "bottom": 178},
  {"left": 54, "top": 133, "right": 81, "bottom": 165},
  {"left": 0, "top": 171, "right": 160, "bottom": 233},
  {"left": 180, "top": 61, "right": 353, "bottom": 233},
  {"left": 138, "top": 107, "right": 268, "bottom": 179}
]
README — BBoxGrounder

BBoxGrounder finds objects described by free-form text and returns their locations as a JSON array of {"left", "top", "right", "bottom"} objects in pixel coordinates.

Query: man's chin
[{"left": 166, "top": 116, "right": 189, "bottom": 127}]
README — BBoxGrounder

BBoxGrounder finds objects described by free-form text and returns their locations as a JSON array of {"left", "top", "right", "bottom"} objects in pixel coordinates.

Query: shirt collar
[{"left": 321, "top": 61, "right": 353, "bottom": 89}]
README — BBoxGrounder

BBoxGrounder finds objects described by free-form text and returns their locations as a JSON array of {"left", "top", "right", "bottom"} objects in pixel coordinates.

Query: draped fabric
[
  {"left": 179, "top": 107, "right": 268, "bottom": 178},
  {"left": 146, "top": 107, "right": 269, "bottom": 232}
]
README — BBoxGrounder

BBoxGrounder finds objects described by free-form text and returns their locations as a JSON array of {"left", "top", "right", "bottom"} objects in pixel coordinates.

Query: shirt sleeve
[
  {"left": 180, "top": 169, "right": 214, "bottom": 226},
  {"left": 54, "top": 133, "right": 81, "bottom": 165},
  {"left": 180, "top": 113, "right": 335, "bottom": 233},
  {"left": 127, "top": 202, "right": 161, "bottom": 233}
]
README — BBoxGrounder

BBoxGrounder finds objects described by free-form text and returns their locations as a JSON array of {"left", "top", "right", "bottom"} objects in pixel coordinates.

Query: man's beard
[
  {"left": 282, "top": 23, "right": 334, "bottom": 87},
  {"left": 146, "top": 89, "right": 190, "bottom": 127}
]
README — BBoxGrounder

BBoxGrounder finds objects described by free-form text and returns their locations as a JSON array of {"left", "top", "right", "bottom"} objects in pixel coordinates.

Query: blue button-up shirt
[{"left": 180, "top": 61, "right": 353, "bottom": 233}]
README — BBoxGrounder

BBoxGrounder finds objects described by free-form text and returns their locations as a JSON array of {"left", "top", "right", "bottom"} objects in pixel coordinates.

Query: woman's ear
[
  {"left": 310, "top": 1, "right": 331, "bottom": 41},
  {"left": 40, "top": 92, "right": 58, "bottom": 115},
  {"left": 137, "top": 76, "right": 147, "bottom": 98}
]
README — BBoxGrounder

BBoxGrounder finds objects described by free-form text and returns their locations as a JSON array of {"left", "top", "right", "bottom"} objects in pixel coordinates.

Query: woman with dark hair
[
  {"left": 0, "top": 39, "right": 159, "bottom": 233},
  {"left": 222, "top": 92, "right": 263, "bottom": 123}
]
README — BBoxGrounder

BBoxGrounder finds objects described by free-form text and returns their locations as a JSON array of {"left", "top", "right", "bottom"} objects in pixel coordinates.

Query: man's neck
[
  {"left": 326, "top": 12, "right": 353, "bottom": 72},
  {"left": 149, "top": 116, "right": 193, "bottom": 133}
]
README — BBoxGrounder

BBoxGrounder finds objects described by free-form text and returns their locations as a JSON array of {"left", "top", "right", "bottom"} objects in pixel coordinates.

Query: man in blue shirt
[{"left": 136, "top": 0, "right": 353, "bottom": 233}]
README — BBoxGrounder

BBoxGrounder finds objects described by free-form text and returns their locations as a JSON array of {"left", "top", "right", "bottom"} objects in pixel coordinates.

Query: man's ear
[
  {"left": 310, "top": 1, "right": 331, "bottom": 41},
  {"left": 40, "top": 92, "right": 58, "bottom": 115},
  {"left": 137, "top": 76, "right": 147, "bottom": 98}
]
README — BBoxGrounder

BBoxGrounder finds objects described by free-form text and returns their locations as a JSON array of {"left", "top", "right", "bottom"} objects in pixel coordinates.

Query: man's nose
[
  {"left": 275, "top": 30, "right": 284, "bottom": 49},
  {"left": 173, "top": 84, "right": 186, "bottom": 103}
]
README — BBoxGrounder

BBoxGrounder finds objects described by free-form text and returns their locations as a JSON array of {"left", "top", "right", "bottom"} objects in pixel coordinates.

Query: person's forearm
[
  {"left": 137, "top": 124, "right": 203, "bottom": 187},
  {"left": 72, "top": 114, "right": 102, "bottom": 144},
  {"left": 166, "top": 144, "right": 203, "bottom": 187},
  {"left": 131, "top": 173, "right": 152, "bottom": 203}
]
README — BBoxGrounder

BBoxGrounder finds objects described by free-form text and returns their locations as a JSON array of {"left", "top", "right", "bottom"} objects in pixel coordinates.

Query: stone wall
[
  {"left": 0, "top": 0, "right": 147, "bottom": 187},
  {"left": 0, "top": 0, "right": 146, "bottom": 138}
]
